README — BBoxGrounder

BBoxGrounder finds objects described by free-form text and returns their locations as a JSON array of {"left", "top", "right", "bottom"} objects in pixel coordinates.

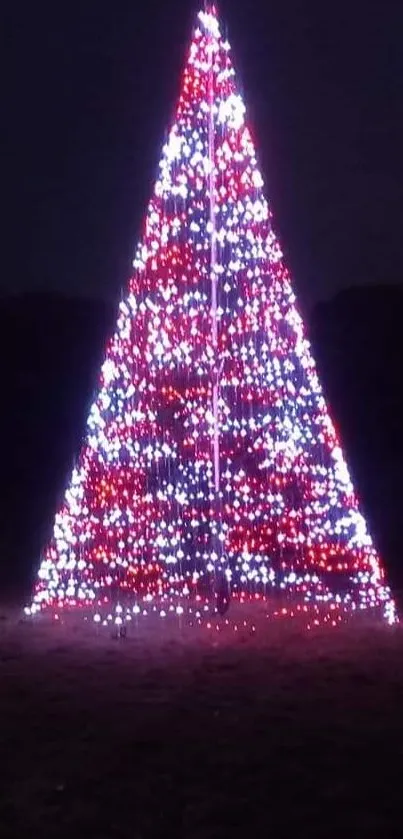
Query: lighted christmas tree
[{"left": 28, "top": 5, "right": 396, "bottom": 628}]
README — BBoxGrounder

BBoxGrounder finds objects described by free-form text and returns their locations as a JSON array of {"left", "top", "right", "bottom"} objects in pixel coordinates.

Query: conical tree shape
[{"left": 29, "top": 5, "right": 396, "bottom": 627}]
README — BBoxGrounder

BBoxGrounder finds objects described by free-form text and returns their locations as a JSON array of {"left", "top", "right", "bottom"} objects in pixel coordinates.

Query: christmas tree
[{"left": 28, "top": 5, "right": 396, "bottom": 629}]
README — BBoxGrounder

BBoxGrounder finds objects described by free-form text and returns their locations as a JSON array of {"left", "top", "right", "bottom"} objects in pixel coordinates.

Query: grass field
[{"left": 1, "top": 604, "right": 403, "bottom": 838}]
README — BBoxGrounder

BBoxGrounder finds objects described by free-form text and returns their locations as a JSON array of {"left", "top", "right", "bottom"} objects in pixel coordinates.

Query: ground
[{"left": 1, "top": 604, "right": 403, "bottom": 838}]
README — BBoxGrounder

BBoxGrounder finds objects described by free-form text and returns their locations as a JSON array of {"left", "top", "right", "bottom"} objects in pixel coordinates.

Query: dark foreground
[{"left": 1, "top": 606, "right": 403, "bottom": 838}]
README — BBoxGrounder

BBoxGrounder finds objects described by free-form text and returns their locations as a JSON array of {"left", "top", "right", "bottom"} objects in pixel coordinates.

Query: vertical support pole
[
  {"left": 207, "top": 25, "right": 230, "bottom": 617},
  {"left": 207, "top": 32, "right": 220, "bottom": 498}
]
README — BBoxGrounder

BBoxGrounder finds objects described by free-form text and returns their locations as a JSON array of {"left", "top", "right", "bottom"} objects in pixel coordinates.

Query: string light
[{"left": 26, "top": 5, "right": 397, "bottom": 631}]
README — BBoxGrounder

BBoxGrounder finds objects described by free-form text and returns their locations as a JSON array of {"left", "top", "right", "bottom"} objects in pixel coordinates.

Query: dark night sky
[{"left": 3, "top": 0, "right": 403, "bottom": 311}]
